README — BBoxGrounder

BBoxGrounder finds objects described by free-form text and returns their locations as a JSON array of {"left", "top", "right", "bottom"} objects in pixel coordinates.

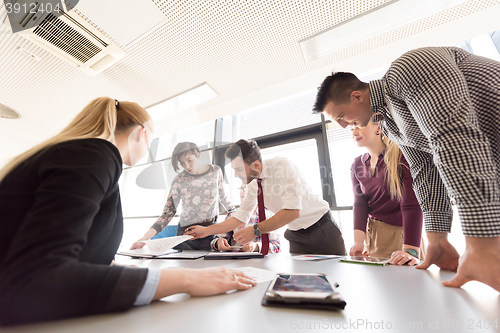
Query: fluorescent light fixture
[
  {"left": 146, "top": 83, "right": 218, "bottom": 120},
  {"left": 299, "top": 0, "right": 470, "bottom": 62}
]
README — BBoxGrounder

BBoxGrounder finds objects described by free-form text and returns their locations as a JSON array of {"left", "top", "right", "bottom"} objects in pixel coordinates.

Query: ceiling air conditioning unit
[{"left": 4, "top": 1, "right": 125, "bottom": 75}]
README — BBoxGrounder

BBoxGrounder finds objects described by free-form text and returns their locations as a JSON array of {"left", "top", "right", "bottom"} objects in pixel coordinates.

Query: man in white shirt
[{"left": 186, "top": 139, "right": 346, "bottom": 255}]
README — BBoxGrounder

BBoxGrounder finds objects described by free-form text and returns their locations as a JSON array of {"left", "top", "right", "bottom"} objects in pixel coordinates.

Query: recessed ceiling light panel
[
  {"left": 146, "top": 83, "right": 218, "bottom": 120},
  {"left": 299, "top": 0, "right": 470, "bottom": 62}
]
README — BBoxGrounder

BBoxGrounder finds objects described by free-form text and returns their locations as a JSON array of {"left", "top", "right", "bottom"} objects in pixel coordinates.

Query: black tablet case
[{"left": 261, "top": 282, "right": 346, "bottom": 311}]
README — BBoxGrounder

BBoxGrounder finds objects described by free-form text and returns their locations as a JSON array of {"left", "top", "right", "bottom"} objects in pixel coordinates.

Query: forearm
[
  {"left": 426, "top": 231, "right": 449, "bottom": 245},
  {"left": 153, "top": 267, "right": 257, "bottom": 299},
  {"left": 205, "top": 217, "right": 244, "bottom": 235},
  {"left": 403, "top": 244, "right": 420, "bottom": 251},
  {"left": 138, "top": 228, "right": 157, "bottom": 241},
  {"left": 353, "top": 229, "right": 366, "bottom": 244},
  {"left": 153, "top": 268, "right": 190, "bottom": 300},
  {"left": 465, "top": 236, "right": 500, "bottom": 252},
  {"left": 257, "top": 209, "right": 300, "bottom": 234}
]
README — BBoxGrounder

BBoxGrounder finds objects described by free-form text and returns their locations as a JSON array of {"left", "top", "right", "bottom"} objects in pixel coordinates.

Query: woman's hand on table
[
  {"left": 349, "top": 242, "right": 367, "bottom": 256},
  {"left": 390, "top": 250, "right": 419, "bottom": 266},
  {"left": 130, "top": 241, "right": 146, "bottom": 250},
  {"left": 153, "top": 267, "right": 257, "bottom": 300}
]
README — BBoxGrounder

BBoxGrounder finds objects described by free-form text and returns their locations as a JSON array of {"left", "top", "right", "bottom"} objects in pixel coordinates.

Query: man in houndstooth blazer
[{"left": 314, "top": 46, "right": 500, "bottom": 292}]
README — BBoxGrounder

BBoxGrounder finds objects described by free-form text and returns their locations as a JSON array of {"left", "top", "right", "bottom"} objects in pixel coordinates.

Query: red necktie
[{"left": 257, "top": 179, "right": 269, "bottom": 255}]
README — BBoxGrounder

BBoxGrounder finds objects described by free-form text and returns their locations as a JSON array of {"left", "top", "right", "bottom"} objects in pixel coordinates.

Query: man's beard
[{"left": 246, "top": 169, "right": 260, "bottom": 184}]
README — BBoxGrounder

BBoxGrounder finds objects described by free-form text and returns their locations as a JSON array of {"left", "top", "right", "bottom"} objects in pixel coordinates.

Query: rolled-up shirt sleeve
[{"left": 134, "top": 268, "right": 161, "bottom": 306}]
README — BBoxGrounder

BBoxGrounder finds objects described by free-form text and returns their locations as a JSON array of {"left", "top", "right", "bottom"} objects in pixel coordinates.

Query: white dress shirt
[{"left": 231, "top": 157, "right": 329, "bottom": 231}]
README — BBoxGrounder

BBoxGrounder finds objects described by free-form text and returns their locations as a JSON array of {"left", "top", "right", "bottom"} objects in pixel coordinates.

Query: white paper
[
  {"left": 117, "top": 247, "right": 177, "bottom": 258},
  {"left": 141, "top": 235, "right": 193, "bottom": 255},
  {"left": 235, "top": 266, "right": 276, "bottom": 284}
]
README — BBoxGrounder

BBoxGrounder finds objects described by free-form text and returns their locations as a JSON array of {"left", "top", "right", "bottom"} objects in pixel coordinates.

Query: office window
[
  {"left": 155, "top": 121, "right": 215, "bottom": 161},
  {"left": 456, "top": 29, "right": 500, "bottom": 61},
  {"left": 119, "top": 161, "right": 168, "bottom": 218},
  {"left": 119, "top": 150, "right": 214, "bottom": 218},
  {"left": 331, "top": 210, "right": 354, "bottom": 242},
  {"left": 467, "top": 34, "right": 500, "bottom": 61},
  {"left": 121, "top": 217, "right": 160, "bottom": 247},
  {"left": 217, "top": 91, "right": 321, "bottom": 146},
  {"left": 223, "top": 138, "right": 324, "bottom": 207},
  {"left": 491, "top": 30, "right": 500, "bottom": 54},
  {"left": 327, "top": 125, "right": 365, "bottom": 207},
  {"left": 262, "top": 139, "right": 322, "bottom": 195}
]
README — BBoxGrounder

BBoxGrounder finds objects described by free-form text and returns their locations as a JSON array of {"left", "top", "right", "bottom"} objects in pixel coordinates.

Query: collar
[
  {"left": 369, "top": 79, "right": 389, "bottom": 123},
  {"left": 362, "top": 151, "right": 385, "bottom": 165},
  {"left": 258, "top": 159, "right": 269, "bottom": 179},
  {"left": 369, "top": 79, "right": 386, "bottom": 111}
]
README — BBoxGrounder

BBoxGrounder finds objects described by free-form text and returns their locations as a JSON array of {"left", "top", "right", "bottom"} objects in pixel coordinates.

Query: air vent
[
  {"left": 0, "top": 104, "right": 22, "bottom": 120},
  {"left": 33, "top": 13, "right": 104, "bottom": 64},
  {"left": 4, "top": 1, "right": 125, "bottom": 75}
]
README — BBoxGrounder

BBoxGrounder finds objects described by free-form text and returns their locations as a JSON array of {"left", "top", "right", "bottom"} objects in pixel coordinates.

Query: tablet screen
[
  {"left": 349, "top": 256, "right": 390, "bottom": 263},
  {"left": 272, "top": 274, "right": 334, "bottom": 293}
]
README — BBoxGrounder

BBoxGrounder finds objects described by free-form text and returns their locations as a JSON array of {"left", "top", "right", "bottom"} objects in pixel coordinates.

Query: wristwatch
[
  {"left": 253, "top": 224, "right": 261, "bottom": 237},
  {"left": 403, "top": 248, "right": 419, "bottom": 259}
]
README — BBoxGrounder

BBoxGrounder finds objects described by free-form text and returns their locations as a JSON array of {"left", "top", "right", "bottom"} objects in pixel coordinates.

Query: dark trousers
[
  {"left": 174, "top": 219, "right": 215, "bottom": 251},
  {"left": 284, "top": 211, "right": 346, "bottom": 255}
]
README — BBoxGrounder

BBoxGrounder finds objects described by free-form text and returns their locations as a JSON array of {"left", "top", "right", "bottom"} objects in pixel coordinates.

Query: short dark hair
[
  {"left": 313, "top": 72, "right": 368, "bottom": 114},
  {"left": 225, "top": 139, "right": 262, "bottom": 165},
  {"left": 171, "top": 142, "right": 200, "bottom": 172}
]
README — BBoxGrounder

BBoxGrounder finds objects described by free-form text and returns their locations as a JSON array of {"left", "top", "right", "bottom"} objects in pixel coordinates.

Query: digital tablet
[
  {"left": 339, "top": 256, "right": 390, "bottom": 266},
  {"left": 263, "top": 273, "right": 346, "bottom": 310}
]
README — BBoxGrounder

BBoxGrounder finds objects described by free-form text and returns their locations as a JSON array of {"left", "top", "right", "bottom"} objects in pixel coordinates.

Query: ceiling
[{"left": 1, "top": 0, "right": 500, "bottom": 167}]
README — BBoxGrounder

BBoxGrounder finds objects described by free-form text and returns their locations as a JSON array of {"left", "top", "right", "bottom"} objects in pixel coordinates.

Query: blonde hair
[
  {"left": 381, "top": 134, "right": 404, "bottom": 201},
  {"left": 0, "top": 97, "right": 152, "bottom": 183}
]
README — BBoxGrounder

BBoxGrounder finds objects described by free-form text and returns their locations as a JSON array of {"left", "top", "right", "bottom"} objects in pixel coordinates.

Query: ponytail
[
  {"left": 0, "top": 97, "right": 151, "bottom": 183},
  {"left": 382, "top": 135, "right": 404, "bottom": 201}
]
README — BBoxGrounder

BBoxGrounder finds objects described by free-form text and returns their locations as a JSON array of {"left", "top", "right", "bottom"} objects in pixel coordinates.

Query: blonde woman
[
  {"left": 350, "top": 122, "right": 424, "bottom": 265},
  {"left": 0, "top": 97, "right": 255, "bottom": 326}
]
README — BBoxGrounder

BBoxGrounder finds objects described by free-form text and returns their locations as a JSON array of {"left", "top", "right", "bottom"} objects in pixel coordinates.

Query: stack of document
[{"left": 117, "top": 235, "right": 206, "bottom": 259}]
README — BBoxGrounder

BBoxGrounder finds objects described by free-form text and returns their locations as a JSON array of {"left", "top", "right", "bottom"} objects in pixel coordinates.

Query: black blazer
[{"left": 0, "top": 139, "right": 148, "bottom": 325}]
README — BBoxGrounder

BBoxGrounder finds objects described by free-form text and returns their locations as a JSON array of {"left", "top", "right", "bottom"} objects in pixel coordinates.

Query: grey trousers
[{"left": 284, "top": 211, "right": 346, "bottom": 255}]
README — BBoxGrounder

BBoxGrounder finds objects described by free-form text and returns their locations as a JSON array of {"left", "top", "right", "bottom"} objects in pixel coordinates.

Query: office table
[{"left": 2, "top": 253, "right": 499, "bottom": 333}]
